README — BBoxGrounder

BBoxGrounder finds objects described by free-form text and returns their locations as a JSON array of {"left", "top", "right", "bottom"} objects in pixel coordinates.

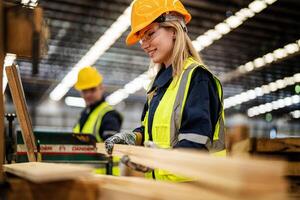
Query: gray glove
[{"left": 104, "top": 132, "right": 136, "bottom": 155}]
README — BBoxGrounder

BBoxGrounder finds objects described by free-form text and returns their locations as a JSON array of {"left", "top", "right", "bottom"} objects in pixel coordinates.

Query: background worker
[
  {"left": 73, "top": 66, "right": 122, "bottom": 174},
  {"left": 105, "top": 0, "right": 225, "bottom": 181}
]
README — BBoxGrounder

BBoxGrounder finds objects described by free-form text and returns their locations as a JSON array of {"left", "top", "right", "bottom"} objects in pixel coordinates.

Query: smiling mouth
[{"left": 148, "top": 49, "right": 156, "bottom": 57}]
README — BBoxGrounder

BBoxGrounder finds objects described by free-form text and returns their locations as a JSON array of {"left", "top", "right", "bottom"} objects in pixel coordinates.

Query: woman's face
[{"left": 139, "top": 23, "right": 175, "bottom": 66}]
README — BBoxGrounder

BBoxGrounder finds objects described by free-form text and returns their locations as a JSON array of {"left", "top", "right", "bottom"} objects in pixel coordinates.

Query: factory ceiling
[{"left": 4, "top": 0, "right": 300, "bottom": 121}]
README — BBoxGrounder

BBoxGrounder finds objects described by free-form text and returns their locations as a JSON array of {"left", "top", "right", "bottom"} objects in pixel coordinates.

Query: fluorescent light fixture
[
  {"left": 226, "top": 16, "right": 243, "bottom": 28},
  {"left": 249, "top": 0, "right": 267, "bottom": 13},
  {"left": 222, "top": 39, "right": 300, "bottom": 82},
  {"left": 236, "top": 8, "right": 255, "bottom": 18},
  {"left": 106, "top": 72, "right": 150, "bottom": 105},
  {"left": 263, "top": 53, "right": 275, "bottom": 63},
  {"left": 253, "top": 57, "right": 265, "bottom": 68},
  {"left": 193, "top": 0, "right": 276, "bottom": 51},
  {"left": 290, "top": 110, "right": 300, "bottom": 119},
  {"left": 247, "top": 95, "right": 300, "bottom": 117},
  {"left": 224, "top": 73, "right": 300, "bottom": 109},
  {"left": 49, "top": 5, "right": 132, "bottom": 101},
  {"left": 245, "top": 62, "right": 254, "bottom": 71},
  {"left": 273, "top": 48, "right": 287, "bottom": 59},
  {"left": 65, "top": 96, "right": 85, "bottom": 107}
]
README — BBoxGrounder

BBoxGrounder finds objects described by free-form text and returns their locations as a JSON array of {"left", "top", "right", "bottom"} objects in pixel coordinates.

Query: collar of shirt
[
  {"left": 148, "top": 65, "right": 173, "bottom": 93},
  {"left": 85, "top": 97, "right": 105, "bottom": 114}
]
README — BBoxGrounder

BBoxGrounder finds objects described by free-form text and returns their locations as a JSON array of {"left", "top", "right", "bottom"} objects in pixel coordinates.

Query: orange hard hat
[
  {"left": 75, "top": 66, "right": 103, "bottom": 91},
  {"left": 126, "top": 0, "right": 191, "bottom": 46}
]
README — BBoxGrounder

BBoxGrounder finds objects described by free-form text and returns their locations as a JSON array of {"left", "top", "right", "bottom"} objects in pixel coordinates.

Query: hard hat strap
[{"left": 154, "top": 12, "right": 188, "bottom": 33}]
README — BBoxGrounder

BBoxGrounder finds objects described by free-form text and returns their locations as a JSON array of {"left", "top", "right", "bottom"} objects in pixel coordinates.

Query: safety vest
[
  {"left": 143, "top": 57, "right": 226, "bottom": 181},
  {"left": 73, "top": 101, "right": 120, "bottom": 175},
  {"left": 73, "top": 101, "right": 113, "bottom": 142}
]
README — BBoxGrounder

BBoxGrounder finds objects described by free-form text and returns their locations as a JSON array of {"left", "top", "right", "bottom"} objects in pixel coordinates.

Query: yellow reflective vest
[
  {"left": 73, "top": 101, "right": 120, "bottom": 175},
  {"left": 143, "top": 57, "right": 226, "bottom": 181}
]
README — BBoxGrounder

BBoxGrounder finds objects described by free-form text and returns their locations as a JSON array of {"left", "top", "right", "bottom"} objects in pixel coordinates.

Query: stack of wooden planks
[
  {"left": 97, "top": 143, "right": 288, "bottom": 200},
  {"left": 3, "top": 162, "right": 92, "bottom": 183},
  {"left": 231, "top": 137, "right": 300, "bottom": 199}
]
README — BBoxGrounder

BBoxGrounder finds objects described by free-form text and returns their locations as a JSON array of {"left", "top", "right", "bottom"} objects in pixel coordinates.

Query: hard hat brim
[{"left": 126, "top": 10, "right": 191, "bottom": 46}]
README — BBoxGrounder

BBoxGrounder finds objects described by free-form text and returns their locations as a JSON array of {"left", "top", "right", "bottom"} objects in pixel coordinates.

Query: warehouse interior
[{"left": 0, "top": 0, "right": 299, "bottom": 199}]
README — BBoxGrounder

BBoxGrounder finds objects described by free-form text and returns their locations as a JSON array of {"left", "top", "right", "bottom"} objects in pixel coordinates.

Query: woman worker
[{"left": 105, "top": 0, "right": 225, "bottom": 181}]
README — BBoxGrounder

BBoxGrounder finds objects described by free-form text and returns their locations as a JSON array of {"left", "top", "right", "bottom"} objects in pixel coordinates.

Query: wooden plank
[
  {"left": 94, "top": 175, "right": 235, "bottom": 200},
  {"left": 93, "top": 173, "right": 286, "bottom": 200},
  {"left": 231, "top": 139, "right": 300, "bottom": 176},
  {"left": 255, "top": 138, "right": 300, "bottom": 153},
  {"left": 97, "top": 144, "right": 287, "bottom": 197},
  {"left": 6, "top": 65, "right": 36, "bottom": 162},
  {"left": 4, "top": 162, "right": 92, "bottom": 183},
  {"left": 0, "top": 0, "right": 5, "bottom": 182},
  {"left": 7, "top": 177, "right": 99, "bottom": 200}
]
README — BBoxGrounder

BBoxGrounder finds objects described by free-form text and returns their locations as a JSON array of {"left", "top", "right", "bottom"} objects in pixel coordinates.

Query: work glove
[
  {"left": 121, "top": 155, "right": 153, "bottom": 173},
  {"left": 104, "top": 132, "right": 136, "bottom": 155}
]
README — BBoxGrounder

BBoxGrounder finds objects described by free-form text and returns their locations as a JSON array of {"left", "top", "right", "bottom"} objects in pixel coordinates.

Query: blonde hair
[{"left": 147, "top": 21, "right": 204, "bottom": 99}]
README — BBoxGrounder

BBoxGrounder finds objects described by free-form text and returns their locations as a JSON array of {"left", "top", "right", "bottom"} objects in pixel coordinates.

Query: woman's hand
[{"left": 104, "top": 132, "right": 136, "bottom": 154}]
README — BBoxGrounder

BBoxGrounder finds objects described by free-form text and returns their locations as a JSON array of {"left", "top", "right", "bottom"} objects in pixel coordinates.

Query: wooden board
[
  {"left": 97, "top": 143, "right": 287, "bottom": 198},
  {"left": 94, "top": 175, "right": 235, "bottom": 200},
  {"left": 231, "top": 138, "right": 300, "bottom": 176},
  {"left": 93, "top": 172, "right": 286, "bottom": 200},
  {"left": 5, "top": 6, "right": 47, "bottom": 58},
  {"left": 6, "top": 65, "right": 36, "bottom": 162},
  {"left": 0, "top": 0, "right": 5, "bottom": 182},
  {"left": 4, "top": 162, "right": 92, "bottom": 183},
  {"left": 255, "top": 138, "right": 300, "bottom": 153},
  {"left": 7, "top": 177, "right": 99, "bottom": 200}
]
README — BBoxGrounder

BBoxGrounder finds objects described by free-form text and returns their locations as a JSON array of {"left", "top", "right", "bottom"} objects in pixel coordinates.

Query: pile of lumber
[
  {"left": 231, "top": 137, "right": 300, "bottom": 199},
  {"left": 97, "top": 144, "right": 288, "bottom": 200}
]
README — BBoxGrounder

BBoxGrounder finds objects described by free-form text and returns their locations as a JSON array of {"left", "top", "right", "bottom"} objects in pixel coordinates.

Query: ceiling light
[
  {"left": 263, "top": 53, "right": 275, "bottom": 63},
  {"left": 273, "top": 48, "right": 287, "bottom": 59},
  {"left": 225, "top": 73, "right": 300, "bottom": 110},
  {"left": 215, "top": 23, "right": 231, "bottom": 34},
  {"left": 245, "top": 62, "right": 254, "bottom": 72},
  {"left": 196, "top": 35, "right": 213, "bottom": 47},
  {"left": 65, "top": 96, "right": 85, "bottom": 108},
  {"left": 275, "top": 79, "right": 285, "bottom": 89},
  {"left": 247, "top": 95, "right": 299, "bottom": 117},
  {"left": 253, "top": 57, "right": 265, "bottom": 68},
  {"left": 284, "top": 43, "right": 299, "bottom": 54},
  {"left": 236, "top": 8, "right": 255, "bottom": 18},
  {"left": 284, "top": 77, "right": 295, "bottom": 86},
  {"left": 254, "top": 87, "right": 263, "bottom": 96},
  {"left": 205, "top": 30, "right": 222, "bottom": 40},
  {"left": 249, "top": 0, "right": 267, "bottom": 13},
  {"left": 226, "top": 16, "right": 243, "bottom": 28},
  {"left": 293, "top": 73, "right": 300, "bottom": 82},
  {"left": 269, "top": 82, "right": 277, "bottom": 92},
  {"left": 264, "top": 0, "right": 277, "bottom": 4},
  {"left": 291, "top": 110, "right": 300, "bottom": 119},
  {"left": 222, "top": 39, "right": 300, "bottom": 82}
]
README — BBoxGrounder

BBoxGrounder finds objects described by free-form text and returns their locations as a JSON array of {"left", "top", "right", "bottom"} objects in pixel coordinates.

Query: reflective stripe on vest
[
  {"left": 144, "top": 57, "right": 225, "bottom": 152},
  {"left": 73, "top": 101, "right": 113, "bottom": 142}
]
